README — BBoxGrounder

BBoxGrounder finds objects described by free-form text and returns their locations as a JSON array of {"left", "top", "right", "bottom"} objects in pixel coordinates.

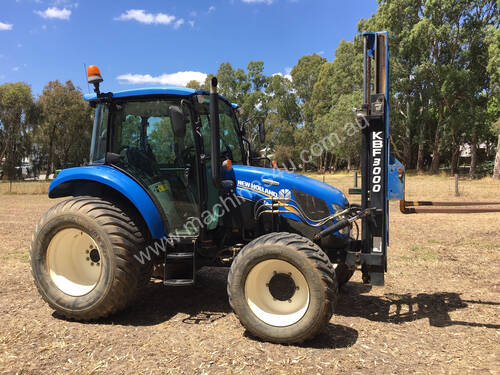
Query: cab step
[
  {"left": 163, "top": 238, "right": 197, "bottom": 286},
  {"left": 163, "top": 279, "right": 195, "bottom": 287},
  {"left": 166, "top": 252, "right": 194, "bottom": 261}
]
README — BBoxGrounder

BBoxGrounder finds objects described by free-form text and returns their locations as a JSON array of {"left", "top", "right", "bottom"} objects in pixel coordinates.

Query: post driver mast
[{"left": 347, "top": 32, "right": 500, "bottom": 286}]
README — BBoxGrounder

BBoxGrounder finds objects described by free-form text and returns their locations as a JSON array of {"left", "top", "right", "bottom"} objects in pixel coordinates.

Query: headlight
[
  {"left": 331, "top": 204, "right": 351, "bottom": 235},
  {"left": 331, "top": 204, "right": 343, "bottom": 214}
]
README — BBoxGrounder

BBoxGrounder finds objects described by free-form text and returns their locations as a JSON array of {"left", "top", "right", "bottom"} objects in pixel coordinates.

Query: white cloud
[
  {"left": 242, "top": 0, "right": 274, "bottom": 4},
  {"left": 272, "top": 72, "right": 292, "bottom": 81},
  {"left": 117, "top": 71, "right": 208, "bottom": 87},
  {"left": 35, "top": 7, "right": 71, "bottom": 20},
  {"left": 0, "top": 22, "right": 13, "bottom": 31},
  {"left": 188, "top": 20, "right": 195, "bottom": 28},
  {"left": 114, "top": 9, "right": 181, "bottom": 27},
  {"left": 318, "top": 50, "right": 325, "bottom": 56},
  {"left": 173, "top": 19, "right": 184, "bottom": 29},
  {"left": 208, "top": 6, "right": 216, "bottom": 12},
  {"left": 12, "top": 66, "right": 20, "bottom": 72}
]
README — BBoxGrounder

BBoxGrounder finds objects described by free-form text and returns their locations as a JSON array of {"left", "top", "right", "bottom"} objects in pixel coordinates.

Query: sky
[{"left": 0, "top": 0, "right": 379, "bottom": 96}]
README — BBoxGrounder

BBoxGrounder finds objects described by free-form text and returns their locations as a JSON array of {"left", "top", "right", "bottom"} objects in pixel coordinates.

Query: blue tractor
[{"left": 31, "top": 32, "right": 404, "bottom": 343}]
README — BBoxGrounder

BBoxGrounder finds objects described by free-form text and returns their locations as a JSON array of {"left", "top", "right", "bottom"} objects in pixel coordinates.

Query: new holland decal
[{"left": 237, "top": 180, "right": 278, "bottom": 197}]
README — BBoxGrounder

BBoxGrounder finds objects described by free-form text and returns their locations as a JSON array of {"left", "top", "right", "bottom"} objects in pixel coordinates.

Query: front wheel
[{"left": 227, "top": 233, "right": 338, "bottom": 344}]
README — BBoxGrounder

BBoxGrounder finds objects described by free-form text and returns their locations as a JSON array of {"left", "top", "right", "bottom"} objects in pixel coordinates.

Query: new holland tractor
[{"left": 30, "top": 32, "right": 404, "bottom": 344}]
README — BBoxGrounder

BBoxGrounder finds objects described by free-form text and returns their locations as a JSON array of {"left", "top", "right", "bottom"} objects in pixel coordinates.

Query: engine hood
[{"left": 230, "top": 165, "right": 348, "bottom": 211}]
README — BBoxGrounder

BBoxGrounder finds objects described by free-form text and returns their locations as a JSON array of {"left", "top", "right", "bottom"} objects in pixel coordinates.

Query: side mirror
[
  {"left": 258, "top": 123, "right": 266, "bottom": 143},
  {"left": 169, "top": 105, "right": 186, "bottom": 138}
]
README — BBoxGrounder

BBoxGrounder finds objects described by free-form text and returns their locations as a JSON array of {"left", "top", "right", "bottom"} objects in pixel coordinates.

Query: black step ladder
[{"left": 163, "top": 237, "right": 197, "bottom": 286}]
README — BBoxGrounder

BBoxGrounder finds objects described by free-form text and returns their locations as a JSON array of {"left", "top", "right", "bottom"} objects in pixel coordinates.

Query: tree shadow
[{"left": 336, "top": 282, "right": 500, "bottom": 329}]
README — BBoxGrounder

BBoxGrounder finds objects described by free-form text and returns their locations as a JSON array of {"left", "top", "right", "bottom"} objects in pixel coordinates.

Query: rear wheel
[
  {"left": 227, "top": 232, "right": 338, "bottom": 344},
  {"left": 30, "top": 196, "right": 152, "bottom": 320}
]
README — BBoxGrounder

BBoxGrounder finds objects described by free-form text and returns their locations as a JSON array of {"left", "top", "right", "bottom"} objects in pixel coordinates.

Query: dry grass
[
  {"left": 307, "top": 172, "right": 500, "bottom": 202},
  {"left": 0, "top": 181, "right": 50, "bottom": 195},
  {"left": 0, "top": 176, "right": 499, "bottom": 374}
]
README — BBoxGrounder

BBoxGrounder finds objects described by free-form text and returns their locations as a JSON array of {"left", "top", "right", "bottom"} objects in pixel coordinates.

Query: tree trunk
[
  {"left": 430, "top": 129, "right": 441, "bottom": 174},
  {"left": 450, "top": 145, "right": 459, "bottom": 176},
  {"left": 469, "top": 139, "right": 478, "bottom": 178},
  {"left": 493, "top": 135, "right": 500, "bottom": 180},
  {"left": 347, "top": 154, "right": 352, "bottom": 171},
  {"left": 46, "top": 137, "right": 54, "bottom": 180},
  {"left": 416, "top": 139, "right": 425, "bottom": 174},
  {"left": 323, "top": 152, "right": 330, "bottom": 173},
  {"left": 328, "top": 154, "right": 335, "bottom": 173},
  {"left": 430, "top": 104, "right": 443, "bottom": 175}
]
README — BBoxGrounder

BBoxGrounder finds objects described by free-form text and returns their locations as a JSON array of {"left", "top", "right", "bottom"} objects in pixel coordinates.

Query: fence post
[
  {"left": 9, "top": 180, "right": 12, "bottom": 193},
  {"left": 354, "top": 171, "right": 358, "bottom": 188},
  {"left": 455, "top": 174, "right": 459, "bottom": 197}
]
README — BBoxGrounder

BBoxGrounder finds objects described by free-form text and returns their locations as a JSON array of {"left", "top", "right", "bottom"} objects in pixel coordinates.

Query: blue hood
[{"left": 230, "top": 165, "right": 348, "bottom": 212}]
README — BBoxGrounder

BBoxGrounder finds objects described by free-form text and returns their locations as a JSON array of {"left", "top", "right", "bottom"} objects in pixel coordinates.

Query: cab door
[{"left": 109, "top": 99, "right": 201, "bottom": 236}]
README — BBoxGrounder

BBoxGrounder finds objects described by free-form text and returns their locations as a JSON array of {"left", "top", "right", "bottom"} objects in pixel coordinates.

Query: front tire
[
  {"left": 30, "top": 196, "right": 152, "bottom": 320},
  {"left": 227, "top": 233, "right": 338, "bottom": 344}
]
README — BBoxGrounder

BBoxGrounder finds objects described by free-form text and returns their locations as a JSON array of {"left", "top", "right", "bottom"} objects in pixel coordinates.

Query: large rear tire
[
  {"left": 30, "top": 196, "right": 152, "bottom": 320},
  {"left": 227, "top": 232, "right": 338, "bottom": 344}
]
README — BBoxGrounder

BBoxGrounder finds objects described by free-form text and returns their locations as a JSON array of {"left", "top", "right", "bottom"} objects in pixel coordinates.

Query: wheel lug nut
[
  {"left": 90, "top": 262, "right": 94, "bottom": 266},
  {"left": 86, "top": 250, "right": 89, "bottom": 254},
  {"left": 86, "top": 257, "right": 90, "bottom": 261},
  {"left": 288, "top": 299, "right": 292, "bottom": 303}
]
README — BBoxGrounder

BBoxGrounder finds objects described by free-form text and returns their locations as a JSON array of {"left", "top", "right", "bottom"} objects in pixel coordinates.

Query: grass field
[{"left": 0, "top": 175, "right": 499, "bottom": 374}]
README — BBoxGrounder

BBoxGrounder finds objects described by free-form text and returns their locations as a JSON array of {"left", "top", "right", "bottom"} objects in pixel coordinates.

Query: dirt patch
[{"left": 0, "top": 176, "right": 499, "bottom": 374}]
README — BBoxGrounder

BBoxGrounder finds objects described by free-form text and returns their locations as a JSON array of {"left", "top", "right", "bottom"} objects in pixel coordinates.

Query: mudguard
[{"left": 49, "top": 165, "right": 166, "bottom": 239}]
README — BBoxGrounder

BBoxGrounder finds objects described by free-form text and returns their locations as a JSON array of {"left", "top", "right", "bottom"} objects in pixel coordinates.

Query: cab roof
[{"left": 84, "top": 86, "right": 239, "bottom": 108}]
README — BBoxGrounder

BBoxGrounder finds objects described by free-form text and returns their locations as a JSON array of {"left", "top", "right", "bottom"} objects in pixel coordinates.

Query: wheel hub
[
  {"left": 267, "top": 272, "right": 297, "bottom": 301},
  {"left": 89, "top": 248, "right": 100, "bottom": 263}
]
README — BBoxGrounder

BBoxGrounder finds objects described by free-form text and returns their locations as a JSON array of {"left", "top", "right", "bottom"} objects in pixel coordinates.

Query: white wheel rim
[
  {"left": 46, "top": 228, "right": 102, "bottom": 297},
  {"left": 244, "top": 259, "right": 310, "bottom": 327}
]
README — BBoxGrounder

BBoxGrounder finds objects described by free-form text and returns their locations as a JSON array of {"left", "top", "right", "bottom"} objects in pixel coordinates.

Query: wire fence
[{"left": 0, "top": 180, "right": 51, "bottom": 195}]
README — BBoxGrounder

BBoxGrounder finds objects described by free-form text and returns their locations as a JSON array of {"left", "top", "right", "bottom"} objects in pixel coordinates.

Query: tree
[
  {"left": 186, "top": 80, "right": 202, "bottom": 89},
  {"left": 36, "top": 80, "right": 92, "bottom": 178},
  {"left": 359, "top": 0, "right": 497, "bottom": 175},
  {"left": 291, "top": 54, "right": 327, "bottom": 126},
  {"left": 0, "top": 82, "right": 35, "bottom": 179}
]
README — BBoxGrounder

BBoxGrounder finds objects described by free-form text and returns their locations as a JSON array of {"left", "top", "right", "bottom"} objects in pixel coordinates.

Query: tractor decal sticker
[
  {"left": 278, "top": 189, "right": 292, "bottom": 199},
  {"left": 371, "top": 131, "right": 383, "bottom": 193},
  {"left": 236, "top": 180, "right": 278, "bottom": 198}
]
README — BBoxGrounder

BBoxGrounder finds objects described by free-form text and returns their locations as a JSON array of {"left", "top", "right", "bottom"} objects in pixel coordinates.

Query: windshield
[{"left": 194, "top": 97, "right": 243, "bottom": 164}]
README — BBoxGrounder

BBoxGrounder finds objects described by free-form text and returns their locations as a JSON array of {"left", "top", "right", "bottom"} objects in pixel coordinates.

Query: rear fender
[{"left": 49, "top": 165, "right": 166, "bottom": 239}]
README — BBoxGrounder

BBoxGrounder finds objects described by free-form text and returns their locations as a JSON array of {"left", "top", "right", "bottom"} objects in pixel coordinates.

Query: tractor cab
[{"left": 84, "top": 80, "right": 245, "bottom": 238}]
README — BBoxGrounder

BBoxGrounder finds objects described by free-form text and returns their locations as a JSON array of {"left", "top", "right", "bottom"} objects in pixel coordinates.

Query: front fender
[{"left": 49, "top": 165, "right": 166, "bottom": 239}]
